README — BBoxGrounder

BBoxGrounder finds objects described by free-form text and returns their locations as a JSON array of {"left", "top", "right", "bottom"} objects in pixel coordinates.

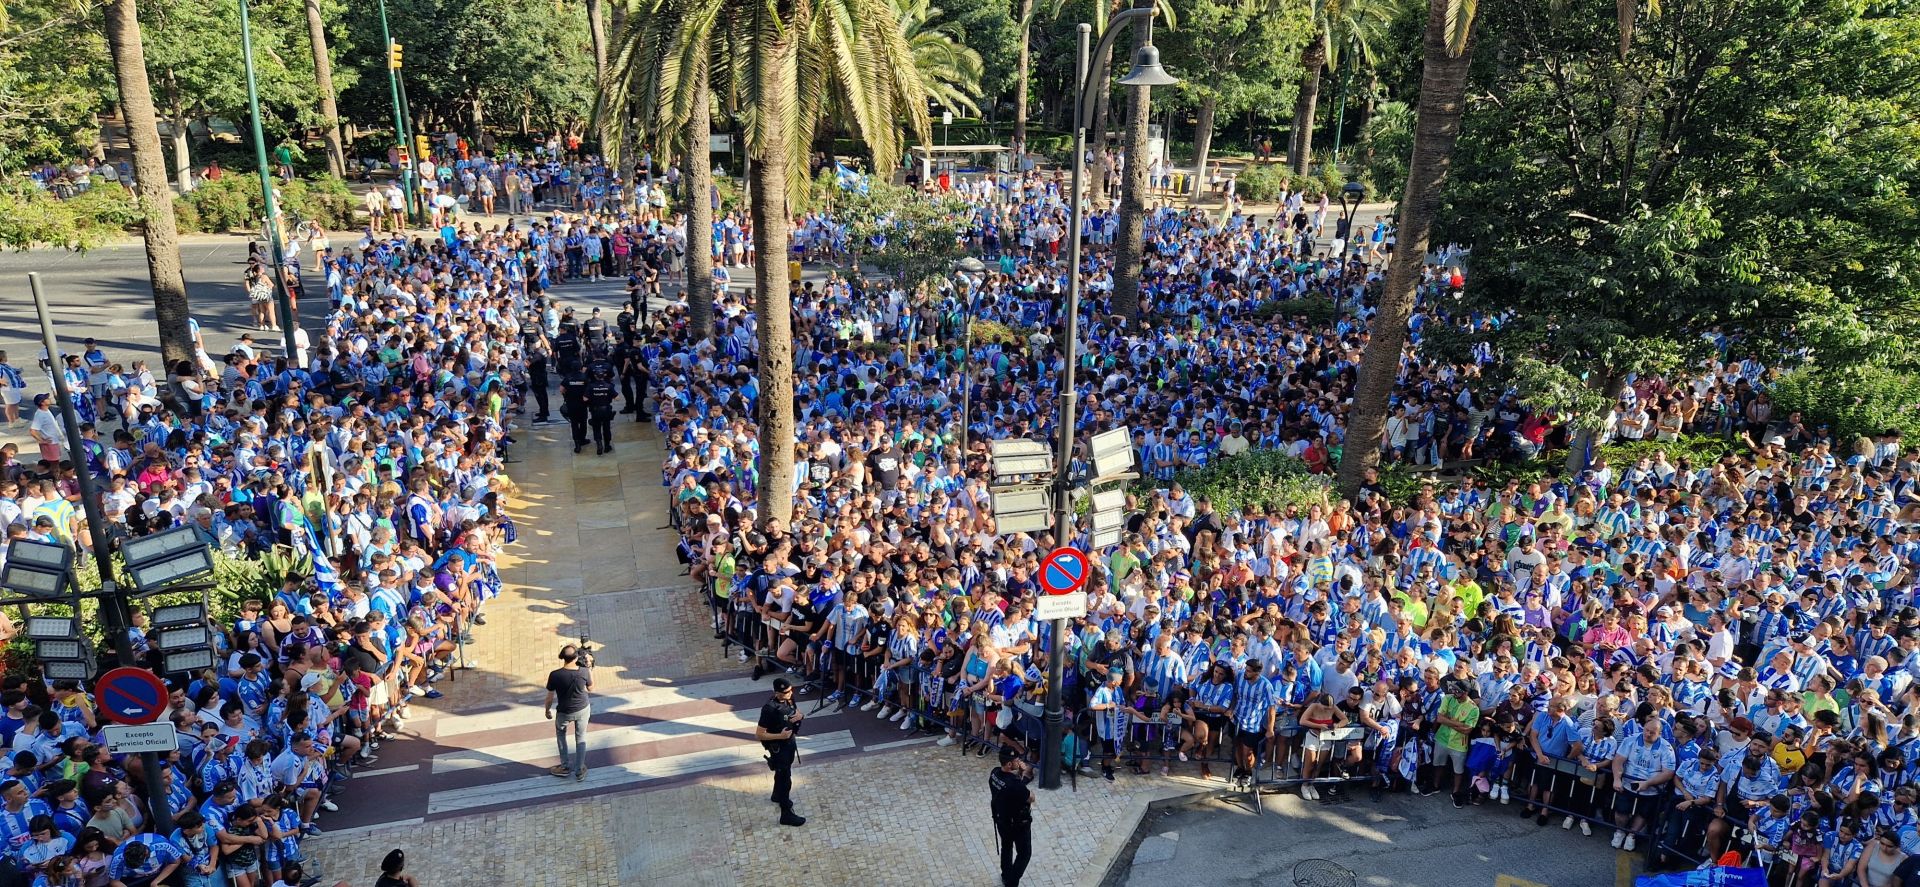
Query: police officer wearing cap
[
  {"left": 561, "top": 368, "right": 591, "bottom": 454},
  {"left": 586, "top": 363, "right": 618, "bottom": 455},
  {"left": 755, "top": 677, "right": 807, "bottom": 826},
  {"left": 582, "top": 307, "right": 610, "bottom": 348},
  {"left": 989, "top": 748, "right": 1035, "bottom": 887},
  {"left": 552, "top": 314, "right": 583, "bottom": 377},
  {"left": 519, "top": 311, "right": 552, "bottom": 423},
  {"left": 615, "top": 337, "right": 650, "bottom": 420}
]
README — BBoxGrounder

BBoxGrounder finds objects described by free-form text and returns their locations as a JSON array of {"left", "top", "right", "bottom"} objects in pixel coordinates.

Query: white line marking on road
[
  {"left": 354, "top": 764, "right": 422, "bottom": 778},
  {"left": 432, "top": 707, "right": 844, "bottom": 774},
  {"left": 862, "top": 736, "right": 939, "bottom": 752},
  {"left": 433, "top": 676, "right": 768, "bottom": 737},
  {"left": 424, "top": 730, "right": 856, "bottom": 816}
]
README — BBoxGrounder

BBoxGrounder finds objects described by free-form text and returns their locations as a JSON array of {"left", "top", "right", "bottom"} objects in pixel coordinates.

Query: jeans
[{"left": 556, "top": 707, "right": 589, "bottom": 774}]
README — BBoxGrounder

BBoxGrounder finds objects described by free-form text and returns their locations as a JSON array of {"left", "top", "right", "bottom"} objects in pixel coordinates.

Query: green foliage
[
  {"left": 1434, "top": 0, "right": 1920, "bottom": 427},
  {"left": 1356, "top": 100, "right": 1412, "bottom": 202},
  {"left": 1312, "top": 149, "right": 1346, "bottom": 197},
  {"left": 1162, "top": 0, "right": 1311, "bottom": 122},
  {"left": 0, "top": 0, "right": 110, "bottom": 172},
  {"left": 898, "top": 0, "right": 989, "bottom": 116},
  {"left": 969, "top": 319, "right": 1031, "bottom": 346},
  {"left": 823, "top": 179, "right": 969, "bottom": 292},
  {"left": 1251, "top": 293, "right": 1336, "bottom": 326},
  {"left": 1235, "top": 162, "right": 1292, "bottom": 203},
  {"left": 1771, "top": 365, "right": 1920, "bottom": 445},
  {"left": 1593, "top": 434, "right": 1736, "bottom": 470},
  {"left": 1133, "top": 449, "right": 1333, "bottom": 514},
  {"left": 175, "top": 174, "right": 358, "bottom": 233},
  {"left": 0, "top": 179, "right": 141, "bottom": 251}
]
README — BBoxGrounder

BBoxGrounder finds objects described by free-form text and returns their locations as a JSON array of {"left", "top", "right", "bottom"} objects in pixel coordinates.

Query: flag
[{"left": 302, "top": 518, "right": 346, "bottom": 605}]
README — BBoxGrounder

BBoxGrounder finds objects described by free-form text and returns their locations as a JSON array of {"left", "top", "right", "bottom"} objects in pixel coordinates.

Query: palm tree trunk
[
  {"left": 1110, "top": 0, "right": 1155, "bottom": 325},
  {"left": 585, "top": 0, "right": 610, "bottom": 153},
  {"left": 1012, "top": 0, "right": 1034, "bottom": 160},
  {"left": 104, "top": 0, "right": 193, "bottom": 370},
  {"left": 1087, "top": 37, "right": 1116, "bottom": 198},
  {"left": 1289, "top": 34, "right": 1326, "bottom": 177},
  {"left": 1336, "top": 0, "right": 1474, "bottom": 499},
  {"left": 686, "top": 61, "right": 716, "bottom": 343},
  {"left": 1187, "top": 96, "right": 1215, "bottom": 205},
  {"left": 303, "top": 0, "right": 346, "bottom": 178},
  {"left": 750, "top": 13, "right": 802, "bottom": 528}
]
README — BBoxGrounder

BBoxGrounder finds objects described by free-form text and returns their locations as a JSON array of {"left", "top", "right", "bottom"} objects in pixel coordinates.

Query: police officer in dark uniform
[
  {"left": 519, "top": 311, "right": 552, "bottom": 423},
  {"left": 615, "top": 302, "right": 638, "bottom": 343},
  {"left": 553, "top": 315, "right": 583, "bottom": 377},
  {"left": 989, "top": 748, "right": 1035, "bottom": 886},
  {"left": 560, "top": 369, "right": 591, "bottom": 453},
  {"left": 754, "top": 677, "right": 807, "bottom": 827},
  {"left": 586, "top": 363, "right": 618, "bottom": 455},
  {"left": 615, "top": 338, "right": 650, "bottom": 420},
  {"left": 582, "top": 307, "right": 610, "bottom": 349}
]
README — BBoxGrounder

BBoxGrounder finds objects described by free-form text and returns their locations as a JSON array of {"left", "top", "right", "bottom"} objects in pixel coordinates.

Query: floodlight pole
[{"left": 28, "top": 274, "right": 173, "bottom": 835}]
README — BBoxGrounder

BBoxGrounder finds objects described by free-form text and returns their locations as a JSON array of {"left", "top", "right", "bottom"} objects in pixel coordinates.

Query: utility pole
[
  {"left": 237, "top": 0, "right": 298, "bottom": 362},
  {"left": 378, "top": 0, "right": 419, "bottom": 224}
]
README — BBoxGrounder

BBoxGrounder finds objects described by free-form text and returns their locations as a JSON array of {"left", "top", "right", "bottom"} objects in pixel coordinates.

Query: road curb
[{"left": 1089, "top": 787, "right": 1225, "bottom": 887}]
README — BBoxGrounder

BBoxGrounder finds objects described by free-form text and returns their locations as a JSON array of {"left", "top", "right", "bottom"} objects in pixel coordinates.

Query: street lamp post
[
  {"left": 1332, "top": 179, "right": 1367, "bottom": 328},
  {"left": 953, "top": 256, "right": 987, "bottom": 453},
  {"left": 1040, "top": 11, "right": 1176, "bottom": 791},
  {"left": 25, "top": 273, "right": 179, "bottom": 835},
  {"left": 237, "top": 0, "right": 298, "bottom": 362}
]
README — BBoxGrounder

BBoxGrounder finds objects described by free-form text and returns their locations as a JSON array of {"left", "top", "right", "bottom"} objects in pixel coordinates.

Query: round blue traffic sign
[
  {"left": 98, "top": 667, "right": 169, "bottom": 726},
  {"left": 1040, "top": 547, "right": 1090, "bottom": 595}
]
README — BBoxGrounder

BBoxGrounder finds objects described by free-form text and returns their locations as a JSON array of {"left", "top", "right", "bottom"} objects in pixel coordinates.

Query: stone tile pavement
[{"left": 308, "top": 414, "right": 1203, "bottom": 885}]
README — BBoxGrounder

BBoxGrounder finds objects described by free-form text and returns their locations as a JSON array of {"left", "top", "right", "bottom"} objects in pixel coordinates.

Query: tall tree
[
  {"left": 1336, "top": 0, "right": 1473, "bottom": 497},
  {"left": 684, "top": 58, "right": 715, "bottom": 341},
  {"left": 1161, "top": 0, "right": 1309, "bottom": 203},
  {"left": 896, "top": 0, "right": 986, "bottom": 116},
  {"left": 103, "top": 0, "right": 194, "bottom": 368},
  {"left": 1012, "top": 0, "right": 1033, "bottom": 153},
  {"left": 1108, "top": 0, "right": 1155, "bottom": 325},
  {"left": 1287, "top": 0, "right": 1397, "bottom": 176},
  {"left": 302, "top": 0, "right": 346, "bottom": 176},
  {"left": 611, "top": 0, "right": 932, "bottom": 526}
]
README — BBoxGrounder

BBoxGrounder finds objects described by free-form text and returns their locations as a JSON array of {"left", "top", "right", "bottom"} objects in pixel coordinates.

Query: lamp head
[
  {"left": 1342, "top": 179, "right": 1367, "bottom": 208},
  {"left": 1117, "top": 45, "right": 1179, "bottom": 88}
]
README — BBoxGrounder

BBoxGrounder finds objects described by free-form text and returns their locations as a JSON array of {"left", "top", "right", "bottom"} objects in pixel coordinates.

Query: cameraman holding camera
[
  {"left": 544, "top": 643, "right": 595, "bottom": 781},
  {"left": 756, "top": 677, "right": 808, "bottom": 827},
  {"left": 990, "top": 748, "right": 1035, "bottom": 887}
]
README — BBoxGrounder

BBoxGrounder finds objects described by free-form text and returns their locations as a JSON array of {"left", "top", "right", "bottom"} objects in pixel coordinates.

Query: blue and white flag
[{"left": 301, "top": 519, "right": 346, "bottom": 604}]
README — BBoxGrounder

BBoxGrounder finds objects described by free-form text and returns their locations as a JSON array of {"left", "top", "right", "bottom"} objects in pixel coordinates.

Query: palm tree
[
  {"left": 301, "top": 0, "right": 346, "bottom": 177},
  {"left": 1339, "top": 0, "right": 1651, "bottom": 496},
  {"left": 1109, "top": 0, "right": 1159, "bottom": 326},
  {"left": 894, "top": 0, "right": 985, "bottom": 117},
  {"left": 610, "top": 0, "right": 930, "bottom": 526},
  {"left": 1288, "top": 0, "right": 1398, "bottom": 176},
  {"left": 1048, "top": 0, "right": 1176, "bottom": 202},
  {"left": 1012, "top": 0, "right": 1034, "bottom": 156},
  {"left": 103, "top": 0, "right": 194, "bottom": 369}
]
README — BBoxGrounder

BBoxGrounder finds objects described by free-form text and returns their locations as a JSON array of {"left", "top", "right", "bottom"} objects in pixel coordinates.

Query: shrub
[
  {"left": 1251, "top": 293, "right": 1336, "bottom": 326},
  {"left": 1359, "top": 101, "right": 1413, "bottom": 203},
  {"left": 1235, "top": 162, "right": 1290, "bottom": 203},
  {"left": 175, "top": 174, "right": 360, "bottom": 234},
  {"left": 1771, "top": 364, "right": 1920, "bottom": 444},
  {"left": 1133, "top": 449, "right": 1333, "bottom": 514},
  {"left": 0, "top": 178, "right": 141, "bottom": 251},
  {"left": 969, "top": 319, "right": 1032, "bottom": 347}
]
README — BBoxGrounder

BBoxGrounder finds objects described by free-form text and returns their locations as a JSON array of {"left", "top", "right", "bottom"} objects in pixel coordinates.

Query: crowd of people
[
  {"left": 0, "top": 143, "right": 680, "bottom": 882},
  {"left": 653, "top": 164, "right": 1920, "bottom": 886}
]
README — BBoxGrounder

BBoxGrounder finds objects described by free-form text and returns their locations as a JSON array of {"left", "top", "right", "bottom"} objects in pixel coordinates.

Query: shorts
[
  {"left": 0, "top": 387, "right": 18, "bottom": 407},
  {"left": 1613, "top": 790, "right": 1663, "bottom": 819},
  {"left": 1199, "top": 713, "right": 1229, "bottom": 733},
  {"left": 1234, "top": 731, "right": 1266, "bottom": 756},
  {"left": 1433, "top": 743, "right": 1469, "bottom": 774}
]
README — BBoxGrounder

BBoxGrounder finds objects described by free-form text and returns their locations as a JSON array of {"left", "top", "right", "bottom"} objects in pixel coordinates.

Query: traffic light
[
  {"left": 414, "top": 134, "right": 431, "bottom": 162},
  {"left": 388, "top": 41, "right": 403, "bottom": 69}
]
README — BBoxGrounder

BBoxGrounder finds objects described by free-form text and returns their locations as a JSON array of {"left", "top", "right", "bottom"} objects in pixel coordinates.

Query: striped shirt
[{"left": 1231, "top": 675, "right": 1278, "bottom": 733}]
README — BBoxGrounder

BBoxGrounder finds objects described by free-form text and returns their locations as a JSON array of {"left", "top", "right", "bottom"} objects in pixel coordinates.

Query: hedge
[
  {"left": 1132, "top": 449, "right": 1333, "bottom": 514},
  {"left": 1769, "top": 364, "right": 1920, "bottom": 446},
  {"left": 174, "top": 174, "right": 359, "bottom": 234}
]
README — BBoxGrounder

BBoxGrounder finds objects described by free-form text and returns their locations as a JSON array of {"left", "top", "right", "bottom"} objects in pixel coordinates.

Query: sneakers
[
  {"left": 1497, "top": 785, "right": 1510, "bottom": 804},
  {"left": 320, "top": 799, "right": 339, "bottom": 812},
  {"left": 550, "top": 766, "right": 572, "bottom": 778},
  {"left": 1302, "top": 784, "right": 1320, "bottom": 801},
  {"left": 1178, "top": 752, "right": 1188, "bottom": 762},
  {"left": 1623, "top": 835, "right": 1636, "bottom": 852},
  {"left": 1452, "top": 794, "right": 1465, "bottom": 809},
  {"left": 1610, "top": 830, "right": 1625, "bottom": 849},
  {"left": 737, "top": 649, "right": 750, "bottom": 663},
  {"left": 423, "top": 689, "right": 445, "bottom": 700},
  {"left": 1562, "top": 815, "right": 1575, "bottom": 831},
  {"left": 898, "top": 717, "right": 914, "bottom": 731},
  {"left": 890, "top": 708, "right": 908, "bottom": 722},
  {"left": 1580, "top": 820, "right": 1593, "bottom": 837},
  {"left": 860, "top": 699, "right": 880, "bottom": 712},
  {"left": 875, "top": 705, "right": 893, "bottom": 719},
  {"left": 936, "top": 736, "right": 955, "bottom": 747}
]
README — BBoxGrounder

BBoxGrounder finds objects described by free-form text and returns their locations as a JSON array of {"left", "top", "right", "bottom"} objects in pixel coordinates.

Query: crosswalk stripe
[
  {"left": 431, "top": 676, "right": 768, "bottom": 737},
  {"left": 424, "top": 730, "right": 857, "bottom": 816},
  {"left": 431, "top": 707, "right": 845, "bottom": 774}
]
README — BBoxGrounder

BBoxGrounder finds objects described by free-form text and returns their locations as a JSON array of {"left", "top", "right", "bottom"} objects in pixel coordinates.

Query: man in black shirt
[
  {"left": 989, "top": 749, "right": 1035, "bottom": 887},
  {"left": 754, "top": 677, "right": 807, "bottom": 826},
  {"left": 561, "top": 370, "right": 590, "bottom": 454},
  {"left": 544, "top": 644, "right": 594, "bottom": 780},
  {"left": 586, "top": 366, "right": 618, "bottom": 456}
]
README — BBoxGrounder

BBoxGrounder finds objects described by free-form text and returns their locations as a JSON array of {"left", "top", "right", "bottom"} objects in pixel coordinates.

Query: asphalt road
[{"left": 1122, "top": 791, "right": 1638, "bottom": 887}]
